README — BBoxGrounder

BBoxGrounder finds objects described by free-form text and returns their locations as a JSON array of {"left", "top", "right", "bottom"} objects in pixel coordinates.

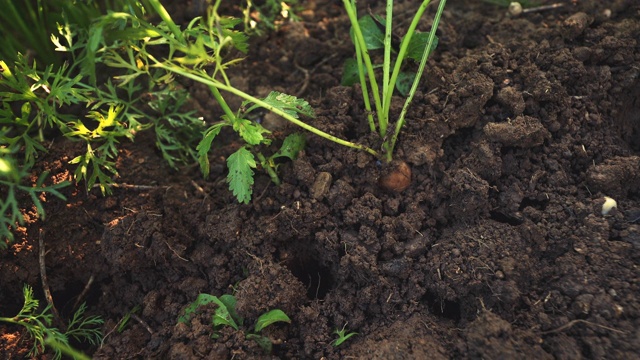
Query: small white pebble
[
  {"left": 601, "top": 196, "right": 617, "bottom": 215},
  {"left": 508, "top": 2, "right": 523, "bottom": 16}
]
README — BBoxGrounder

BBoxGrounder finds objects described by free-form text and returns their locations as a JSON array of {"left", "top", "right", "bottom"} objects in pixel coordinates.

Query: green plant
[
  {"left": 0, "top": 284, "right": 103, "bottom": 360},
  {"left": 117, "top": 305, "right": 141, "bottom": 333},
  {"left": 179, "top": 293, "right": 291, "bottom": 354},
  {"left": 81, "top": 0, "right": 378, "bottom": 204},
  {"left": 242, "top": 0, "right": 301, "bottom": 34},
  {"left": 342, "top": 0, "right": 447, "bottom": 162},
  {"left": 0, "top": 56, "right": 77, "bottom": 246},
  {"left": 1, "top": 1, "right": 206, "bottom": 244},
  {"left": 0, "top": 146, "right": 69, "bottom": 248},
  {"left": 0, "top": 0, "right": 150, "bottom": 69},
  {"left": 331, "top": 324, "right": 357, "bottom": 347}
]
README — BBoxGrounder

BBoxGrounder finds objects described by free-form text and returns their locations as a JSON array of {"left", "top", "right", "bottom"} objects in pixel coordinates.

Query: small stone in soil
[{"left": 310, "top": 172, "right": 332, "bottom": 200}]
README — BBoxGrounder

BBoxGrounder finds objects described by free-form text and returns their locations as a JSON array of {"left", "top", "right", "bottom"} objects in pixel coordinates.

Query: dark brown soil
[{"left": 2, "top": 0, "right": 640, "bottom": 358}]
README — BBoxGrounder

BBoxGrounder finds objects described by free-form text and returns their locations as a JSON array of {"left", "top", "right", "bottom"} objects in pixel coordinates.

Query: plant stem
[
  {"left": 256, "top": 153, "right": 281, "bottom": 186},
  {"left": 382, "top": 0, "right": 393, "bottom": 119},
  {"left": 152, "top": 60, "right": 379, "bottom": 157},
  {"left": 208, "top": 85, "right": 236, "bottom": 120},
  {"left": 219, "top": 82, "right": 379, "bottom": 156},
  {"left": 355, "top": 43, "right": 376, "bottom": 133},
  {"left": 387, "top": 0, "right": 447, "bottom": 161},
  {"left": 147, "top": 0, "right": 184, "bottom": 43},
  {"left": 382, "top": 0, "right": 432, "bottom": 133},
  {"left": 45, "top": 336, "right": 91, "bottom": 360},
  {"left": 343, "top": 0, "right": 384, "bottom": 132}
]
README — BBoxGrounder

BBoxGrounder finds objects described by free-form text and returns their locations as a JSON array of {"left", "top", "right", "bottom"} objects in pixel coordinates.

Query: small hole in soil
[
  {"left": 50, "top": 280, "right": 102, "bottom": 352},
  {"left": 280, "top": 250, "right": 334, "bottom": 300},
  {"left": 423, "top": 291, "right": 461, "bottom": 322},
  {"left": 53, "top": 280, "right": 102, "bottom": 315},
  {"left": 489, "top": 210, "right": 524, "bottom": 226},
  {"left": 441, "top": 127, "right": 475, "bottom": 162},
  {"left": 520, "top": 196, "right": 549, "bottom": 211}
]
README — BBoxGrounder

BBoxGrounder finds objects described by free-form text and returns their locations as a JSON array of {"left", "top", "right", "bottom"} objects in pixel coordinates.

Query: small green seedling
[
  {"left": 0, "top": 285, "right": 103, "bottom": 360},
  {"left": 117, "top": 305, "right": 141, "bottom": 333},
  {"left": 245, "top": 309, "right": 292, "bottom": 354},
  {"left": 179, "top": 293, "right": 291, "bottom": 354},
  {"left": 331, "top": 324, "right": 357, "bottom": 347}
]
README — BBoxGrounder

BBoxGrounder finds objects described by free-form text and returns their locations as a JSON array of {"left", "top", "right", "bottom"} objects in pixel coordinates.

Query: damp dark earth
[{"left": 2, "top": 0, "right": 640, "bottom": 358}]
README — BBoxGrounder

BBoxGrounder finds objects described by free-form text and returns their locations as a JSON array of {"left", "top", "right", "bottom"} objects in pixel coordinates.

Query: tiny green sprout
[
  {"left": 246, "top": 309, "right": 291, "bottom": 354},
  {"left": 332, "top": 324, "right": 358, "bottom": 347},
  {"left": 117, "top": 305, "right": 141, "bottom": 333},
  {"left": 179, "top": 293, "right": 291, "bottom": 354}
]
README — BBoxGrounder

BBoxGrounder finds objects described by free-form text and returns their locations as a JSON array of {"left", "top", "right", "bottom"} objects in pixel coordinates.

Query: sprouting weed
[
  {"left": 332, "top": 324, "right": 358, "bottom": 347},
  {"left": 179, "top": 293, "right": 291, "bottom": 354}
]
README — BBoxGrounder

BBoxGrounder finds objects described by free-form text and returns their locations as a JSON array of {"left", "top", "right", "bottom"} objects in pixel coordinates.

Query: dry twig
[
  {"left": 38, "top": 229, "right": 63, "bottom": 329},
  {"left": 541, "top": 319, "right": 628, "bottom": 335}
]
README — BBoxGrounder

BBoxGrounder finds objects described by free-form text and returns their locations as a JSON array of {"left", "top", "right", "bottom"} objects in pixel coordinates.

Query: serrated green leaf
[
  {"left": 227, "top": 147, "right": 256, "bottom": 204},
  {"left": 232, "top": 118, "right": 270, "bottom": 145},
  {"left": 178, "top": 294, "right": 234, "bottom": 327},
  {"left": 178, "top": 294, "right": 241, "bottom": 331},
  {"left": 404, "top": 32, "right": 439, "bottom": 63},
  {"left": 179, "top": 294, "right": 216, "bottom": 324},
  {"left": 256, "top": 91, "right": 315, "bottom": 119},
  {"left": 215, "top": 17, "right": 249, "bottom": 53},
  {"left": 271, "top": 133, "right": 305, "bottom": 162},
  {"left": 254, "top": 309, "right": 291, "bottom": 333}
]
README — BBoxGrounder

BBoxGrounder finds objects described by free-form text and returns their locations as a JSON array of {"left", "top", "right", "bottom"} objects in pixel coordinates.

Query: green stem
[
  {"left": 150, "top": 0, "right": 233, "bottom": 125},
  {"left": 45, "top": 336, "right": 91, "bottom": 360},
  {"left": 256, "top": 153, "right": 281, "bottom": 186},
  {"left": 387, "top": 0, "right": 446, "bottom": 162},
  {"left": 208, "top": 85, "right": 236, "bottom": 121},
  {"left": 147, "top": 0, "right": 184, "bottom": 43},
  {"left": 355, "top": 42, "right": 376, "bottom": 133},
  {"left": 152, "top": 59, "right": 378, "bottom": 157},
  {"left": 382, "top": 0, "right": 393, "bottom": 115},
  {"left": 382, "top": 0, "right": 432, "bottom": 129},
  {"left": 220, "top": 82, "right": 378, "bottom": 156},
  {"left": 343, "top": 0, "right": 384, "bottom": 133}
]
